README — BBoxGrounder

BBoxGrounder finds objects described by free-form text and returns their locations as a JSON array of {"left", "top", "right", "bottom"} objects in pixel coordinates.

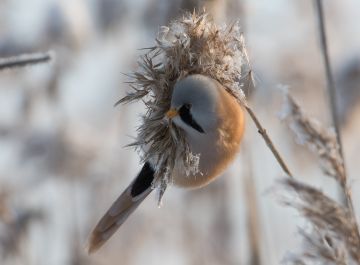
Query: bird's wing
[{"left": 87, "top": 162, "right": 154, "bottom": 253}]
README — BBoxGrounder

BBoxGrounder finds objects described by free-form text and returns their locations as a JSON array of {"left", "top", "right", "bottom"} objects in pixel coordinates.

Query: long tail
[{"left": 87, "top": 162, "right": 154, "bottom": 253}]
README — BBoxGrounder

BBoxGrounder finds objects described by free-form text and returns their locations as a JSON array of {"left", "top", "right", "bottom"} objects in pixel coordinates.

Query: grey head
[{"left": 169, "top": 74, "right": 220, "bottom": 135}]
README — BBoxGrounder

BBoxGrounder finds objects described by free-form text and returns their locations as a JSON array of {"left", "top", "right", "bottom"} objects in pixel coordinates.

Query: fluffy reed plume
[
  {"left": 288, "top": 228, "right": 347, "bottom": 265},
  {"left": 281, "top": 178, "right": 360, "bottom": 264},
  {"left": 280, "top": 92, "right": 352, "bottom": 208},
  {"left": 279, "top": 92, "right": 360, "bottom": 264},
  {"left": 115, "top": 11, "right": 250, "bottom": 201},
  {"left": 280, "top": 92, "right": 344, "bottom": 184}
]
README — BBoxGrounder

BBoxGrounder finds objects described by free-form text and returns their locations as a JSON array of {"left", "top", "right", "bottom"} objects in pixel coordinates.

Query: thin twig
[
  {"left": 244, "top": 105, "right": 293, "bottom": 178},
  {"left": 314, "top": 0, "right": 354, "bottom": 213},
  {"left": 0, "top": 52, "right": 52, "bottom": 71},
  {"left": 243, "top": 143, "right": 262, "bottom": 265}
]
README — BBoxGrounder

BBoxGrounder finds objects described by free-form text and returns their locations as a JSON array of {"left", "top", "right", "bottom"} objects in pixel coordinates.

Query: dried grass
[{"left": 243, "top": 147, "right": 262, "bottom": 265}]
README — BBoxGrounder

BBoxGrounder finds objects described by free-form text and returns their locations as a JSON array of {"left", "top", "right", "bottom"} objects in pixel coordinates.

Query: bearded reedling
[{"left": 88, "top": 11, "right": 251, "bottom": 253}]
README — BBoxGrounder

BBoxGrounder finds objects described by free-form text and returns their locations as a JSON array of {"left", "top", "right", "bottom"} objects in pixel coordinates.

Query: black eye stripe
[{"left": 178, "top": 104, "right": 205, "bottom": 133}]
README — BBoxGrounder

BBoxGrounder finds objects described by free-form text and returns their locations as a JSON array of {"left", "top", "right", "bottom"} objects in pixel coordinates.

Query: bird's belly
[{"left": 171, "top": 131, "right": 241, "bottom": 188}]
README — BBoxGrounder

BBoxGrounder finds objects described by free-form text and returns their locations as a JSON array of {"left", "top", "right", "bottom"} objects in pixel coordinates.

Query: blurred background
[{"left": 0, "top": 0, "right": 360, "bottom": 264}]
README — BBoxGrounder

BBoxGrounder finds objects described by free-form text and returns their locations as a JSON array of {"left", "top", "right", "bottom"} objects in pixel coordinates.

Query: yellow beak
[{"left": 166, "top": 108, "right": 178, "bottom": 119}]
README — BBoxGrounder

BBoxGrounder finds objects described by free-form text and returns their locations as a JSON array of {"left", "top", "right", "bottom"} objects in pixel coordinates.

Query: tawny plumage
[
  {"left": 88, "top": 75, "right": 245, "bottom": 253},
  {"left": 170, "top": 75, "right": 245, "bottom": 187}
]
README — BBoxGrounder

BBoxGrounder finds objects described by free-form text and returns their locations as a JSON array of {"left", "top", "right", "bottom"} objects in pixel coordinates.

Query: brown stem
[
  {"left": 244, "top": 105, "right": 293, "bottom": 178},
  {"left": 243, "top": 143, "right": 262, "bottom": 265}
]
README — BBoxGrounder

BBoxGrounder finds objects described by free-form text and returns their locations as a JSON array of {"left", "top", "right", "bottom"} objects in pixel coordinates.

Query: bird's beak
[{"left": 166, "top": 108, "right": 178, "bottom": 119}]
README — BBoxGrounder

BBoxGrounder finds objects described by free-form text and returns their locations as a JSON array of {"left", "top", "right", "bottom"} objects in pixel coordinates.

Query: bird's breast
[{"left": 172, "top": 92, "right": 245, "bottom": 188}]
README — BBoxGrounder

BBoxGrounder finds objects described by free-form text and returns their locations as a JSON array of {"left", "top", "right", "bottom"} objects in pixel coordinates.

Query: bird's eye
[{"left": 178, "top": 103, "right": 205, "bottom": 133}]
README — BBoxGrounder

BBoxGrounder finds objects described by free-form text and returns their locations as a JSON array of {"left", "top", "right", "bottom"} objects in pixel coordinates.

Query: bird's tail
[{"left": 87, "top": 162, "right": 154, "bottom": 253}]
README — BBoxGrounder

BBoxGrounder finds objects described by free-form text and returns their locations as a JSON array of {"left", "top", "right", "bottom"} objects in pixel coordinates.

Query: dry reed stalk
[
  {"left": 244, "top": 104, "right": 293, "bottom": 177},
  {"left": 230, "top": 24, "right": 293, "bottom": 178},
  {"left": 0, "top": 52, "right": 52, "bottom": 70},
  {"left": 314, "top": 0, "right": 343, "bottom": 156},
  {"left": 243, "top": 146, "right": 262, "bottom": 265},
  {"left": 314, "top": 0, "right": 352, "bottom": 210}
]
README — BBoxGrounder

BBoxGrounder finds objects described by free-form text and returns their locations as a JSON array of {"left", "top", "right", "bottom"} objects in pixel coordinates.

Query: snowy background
[{"left": 0, "top": 0, "right": 360, "bottom": 264}]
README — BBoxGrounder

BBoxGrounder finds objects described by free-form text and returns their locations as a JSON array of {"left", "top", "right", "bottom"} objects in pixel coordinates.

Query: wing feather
[{"left": 87, "top": 162, "right": 154, "bottom": 253}]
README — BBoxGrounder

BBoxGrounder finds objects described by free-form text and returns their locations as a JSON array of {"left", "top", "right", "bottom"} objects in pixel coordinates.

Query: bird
[{"left": 88, "top": 74, "right": 245, "bottom": 253}]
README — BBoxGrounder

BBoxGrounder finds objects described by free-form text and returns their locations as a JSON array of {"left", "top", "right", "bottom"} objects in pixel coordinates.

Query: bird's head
[{"left": 166, "top": 75, "right": 220, "bottom": 135}]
